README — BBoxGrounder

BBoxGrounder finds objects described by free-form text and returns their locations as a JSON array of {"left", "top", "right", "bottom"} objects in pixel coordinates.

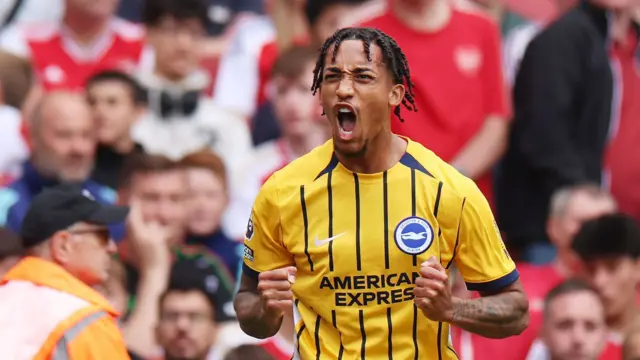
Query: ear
[
  {"left": 546, "top": 218, "right": 559, "bottom": 246},
  {"left": 133, "top": 104, "right": 146, "bottom": 121},
  {"left": 388, "top": 84, "right": 405, "bottom": 108},
  {"left": 49, "top": 232, "right": 73, "bottom": 265}
]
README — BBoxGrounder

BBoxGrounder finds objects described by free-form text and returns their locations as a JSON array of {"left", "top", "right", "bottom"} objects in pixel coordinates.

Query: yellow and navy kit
[{"left": 242, "top": 137, "right": 518, "bottom": 360}]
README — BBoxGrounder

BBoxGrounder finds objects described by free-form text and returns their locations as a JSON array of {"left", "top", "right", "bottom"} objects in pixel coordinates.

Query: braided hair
[{"left": 311, "top": 27, "right": 418, "bottom": 122}]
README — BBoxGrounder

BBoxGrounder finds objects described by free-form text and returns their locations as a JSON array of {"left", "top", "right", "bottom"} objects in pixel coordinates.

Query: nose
[
  {"left": 569, "top": 326, "right": 587, "bottom": 351},
  {"left": 336, "top": 77, "right": 354, "bottom": 100},
  {"left": 106, "top": 239, "right": 117, "bottom": 254},
  {"left": 176, "top": 31, "right": 195, "bottom": 49},
  {"left": 70, "top": 135, "right": 94, "bottom": 156},
  {"left": 592, "top": 268, "right": 609, "bottom": 293}
]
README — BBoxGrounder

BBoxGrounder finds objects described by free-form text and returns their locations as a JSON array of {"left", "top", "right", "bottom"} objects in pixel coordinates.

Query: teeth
[{"left": 338, "top": 108, "right": 352, "bottom": 113}]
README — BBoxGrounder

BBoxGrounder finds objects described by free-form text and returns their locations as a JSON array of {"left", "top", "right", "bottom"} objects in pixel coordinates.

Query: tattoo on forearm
[{"left": 452, "top": 292, "right": 529, "bottom": 338}]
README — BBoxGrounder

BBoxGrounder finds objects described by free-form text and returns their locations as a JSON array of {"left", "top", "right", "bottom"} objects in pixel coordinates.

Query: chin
[{"left": 59, "top": 170, "right": 92, "bottom": 182}]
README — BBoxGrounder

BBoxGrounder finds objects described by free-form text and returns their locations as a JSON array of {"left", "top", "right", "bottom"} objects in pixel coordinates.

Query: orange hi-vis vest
[{"left": 0, "top": 256, "right": 131, "bottom": 360}]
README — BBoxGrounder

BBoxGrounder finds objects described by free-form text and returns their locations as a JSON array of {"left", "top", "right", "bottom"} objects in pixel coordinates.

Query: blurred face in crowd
[
  {"left": 148, "top": 16, "right": 206, "bottom": 81},
  {"left": 547, "top": 192, "right": 616, "bottom": 251},
  {"left": 542, "top": 290, "right": 607, "bottom": 360},
  {"left": 312, "top": 3, "right": 363, "bottom": 44},
  {"left": 186, "top": 168, "right": 227, "bottom": 236},
  {"left": 581, "top": 255, "right": 640, "bottom": 325},
  {"left": 320, "top": 40, "right": 404, "bottom": 158},
  {"left": 87, "top": 80, "right": 142, "bottom": 147},
  {"left": 128, "top": 170, "right": 188, "bottom": 246},
  {"left": 51, "top": 222, "right": 117, "bottom": 286},
  {"left": 156, "top": 290, "right": 216, "bottom": 360},
  {"left": 65, "top": 0, "right": 118, "bottom": 20},
  {"left": 31, "top": 92, "right": 96, "bottom": 182},
  {"left": 271, "top": 62, "right": 318, "bottom": 139}
]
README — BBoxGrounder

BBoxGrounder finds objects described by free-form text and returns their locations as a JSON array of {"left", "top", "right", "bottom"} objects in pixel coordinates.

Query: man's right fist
[{"left": 257, "top": 266, "right": 297, "bottom": 315}]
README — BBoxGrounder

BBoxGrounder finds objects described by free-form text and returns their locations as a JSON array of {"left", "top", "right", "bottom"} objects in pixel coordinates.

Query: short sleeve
[
  {"left": 454, "top": 183, "right": 518, "bottom": 292},
  {"left": 242, "top": 173, "right": 294, "bottom": 280}
]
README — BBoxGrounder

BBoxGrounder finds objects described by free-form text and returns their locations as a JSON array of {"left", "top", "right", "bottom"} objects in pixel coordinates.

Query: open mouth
[{"left": 335, "top": 103, "right": 357, "bottom": 140}]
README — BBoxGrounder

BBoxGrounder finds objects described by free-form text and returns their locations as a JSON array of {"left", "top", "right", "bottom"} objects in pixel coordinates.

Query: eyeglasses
[
  {"left": 67, "top": 227, "right": 111, "bottom": 244},
  {"left": 160, "top": 311, "right": 213, "bottom": 325}
]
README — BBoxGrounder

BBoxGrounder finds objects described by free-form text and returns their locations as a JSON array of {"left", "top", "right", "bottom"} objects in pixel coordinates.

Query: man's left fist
[{"left": 414, "top": 256, "right": 454, "bottom": 322}]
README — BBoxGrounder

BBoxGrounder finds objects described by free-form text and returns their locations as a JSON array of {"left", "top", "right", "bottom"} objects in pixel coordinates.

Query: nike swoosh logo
[{"left": 314, "top": 233, "right": 346, "bottom": 247}]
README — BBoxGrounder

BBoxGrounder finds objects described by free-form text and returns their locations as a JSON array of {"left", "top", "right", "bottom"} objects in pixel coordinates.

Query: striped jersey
[{"left": 242, "top": 137, "right": 518, "bottom": 360}]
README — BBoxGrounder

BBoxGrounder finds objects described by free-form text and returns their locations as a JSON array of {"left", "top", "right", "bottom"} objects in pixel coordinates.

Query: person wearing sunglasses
[{"left": 0, "top": 183, "right": 132, "bottom": 359}]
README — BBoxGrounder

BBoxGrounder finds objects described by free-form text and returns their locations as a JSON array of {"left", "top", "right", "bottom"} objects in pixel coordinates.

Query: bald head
[
  {"left": 30, "top": 91, "right": 97, "bottom": 182},
  {"left": 31, "top": 92, "right": 89, "bottom": 132},
  {"left": 547, "top": 185, "right": 616, "bottom": 250}
]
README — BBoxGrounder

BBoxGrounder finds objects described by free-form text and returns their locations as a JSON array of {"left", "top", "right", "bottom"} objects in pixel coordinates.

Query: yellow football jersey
[{"left": 242, "top": 137, "right": 517, "bottom": 360}]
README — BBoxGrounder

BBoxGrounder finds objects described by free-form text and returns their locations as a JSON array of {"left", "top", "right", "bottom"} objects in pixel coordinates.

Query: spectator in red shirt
[
  {"left": 605, "top": 11, "right": 640, "bottom": 222},
  {"left": 451, "top": 184, "right": 616, "bottom": 360},
  {"left": 362, "top": 0, "right": 510, "bottom": 204},
  {"left": 223, "top": 45, "right": 329, "bottom": 240},
  {"left": 527, "top": 213, "right": 640, "bottom": 359},
  {"left": 0, "top": 0, "right": 145, "bottom": 92},
  {"left": 214, "top": 0, "right": 375, "bottom": 124},
  {"left": 533, "top": 280, "right": 608, "bottom": 360},
  {"left": 569, "top": 214, "right": 640, "bottom": 358}
]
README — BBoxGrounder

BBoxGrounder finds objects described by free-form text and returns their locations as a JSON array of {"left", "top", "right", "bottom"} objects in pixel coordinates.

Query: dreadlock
[{"left": 311, "top": 27, "right": 417, "bottom": 122}]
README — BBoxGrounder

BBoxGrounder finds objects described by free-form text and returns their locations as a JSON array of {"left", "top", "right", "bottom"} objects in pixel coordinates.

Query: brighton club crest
[{"left": 394, "top": 216, "right": 434, "bottom": 255}]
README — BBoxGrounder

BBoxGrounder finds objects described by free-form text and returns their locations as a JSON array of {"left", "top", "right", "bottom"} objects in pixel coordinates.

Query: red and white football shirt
[
  {"left": 222, "top": 139, "right": 294, "bottom": 240},
  {"left": 362, "top": 7, "right": 510, "bottom": 204},
  {"left": 212, "top": 14, "right": 275, "bottom": 118},
  {"left": 0, "top": 18, "right": 145, "bottom": 92}
]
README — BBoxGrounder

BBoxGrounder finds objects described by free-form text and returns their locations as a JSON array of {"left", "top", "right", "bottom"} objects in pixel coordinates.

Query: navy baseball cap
[{"left": 20, "top": 184, "right": 130, "bottom": 248}]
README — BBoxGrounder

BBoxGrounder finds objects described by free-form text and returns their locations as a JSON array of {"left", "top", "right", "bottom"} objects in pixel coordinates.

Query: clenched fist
[
  {"left": 257, "top": 266, "right": 297, "bottom": 317},
  {"left": 414, "top": 256, "right": 454, "bottom": 323}
]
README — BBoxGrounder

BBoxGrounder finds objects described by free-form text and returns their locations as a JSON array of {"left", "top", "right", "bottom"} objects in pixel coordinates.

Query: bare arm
[
  {"left": 234, "top": 273, "right": 285, "bottom": 339},
  {"left": 451, "top": 116, "right": 509, "bottom": 179},
  {"left": 451, "top": 280, "right": 529, "bottom": 339},
  {"left": 121, "top": 265, "right": 169, "bottom": 356}
]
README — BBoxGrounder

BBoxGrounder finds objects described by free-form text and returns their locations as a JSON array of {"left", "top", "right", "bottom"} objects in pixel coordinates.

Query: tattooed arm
[{"left": 451, "top": 280, "right": 529, "bottom": 338}]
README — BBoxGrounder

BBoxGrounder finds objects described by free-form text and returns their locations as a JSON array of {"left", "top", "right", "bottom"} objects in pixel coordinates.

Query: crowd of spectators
[{"left": 0, "top": 0, "right": 639, "bottom": 359}]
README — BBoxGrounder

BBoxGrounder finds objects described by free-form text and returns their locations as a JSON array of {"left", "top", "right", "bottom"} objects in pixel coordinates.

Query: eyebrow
[{"left": 324, "top": 66, "right": 375, "bottom": 74}]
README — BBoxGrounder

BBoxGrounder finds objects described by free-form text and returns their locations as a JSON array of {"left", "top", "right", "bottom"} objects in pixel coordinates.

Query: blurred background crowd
[{"left": 0, "top": 0, "right": 639, "bottom": 359}]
